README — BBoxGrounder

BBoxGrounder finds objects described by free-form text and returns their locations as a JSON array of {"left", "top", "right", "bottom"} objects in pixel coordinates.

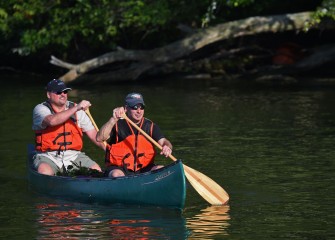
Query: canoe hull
[{"left": 27, "top": 145, "right": 186, "bottom": 209}]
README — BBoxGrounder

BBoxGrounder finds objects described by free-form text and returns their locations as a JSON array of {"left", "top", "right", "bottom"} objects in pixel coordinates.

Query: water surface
[{"left": 1, "top": 74, "right": 334, "bottom": 239}]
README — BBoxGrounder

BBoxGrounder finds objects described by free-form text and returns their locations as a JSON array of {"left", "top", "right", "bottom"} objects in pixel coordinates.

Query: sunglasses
[
  {"left": 54, "top": 90, "right": 68, "bottom": 95},
  {"left": 130, "top": 104, "right": 145, "bottom": 110}
]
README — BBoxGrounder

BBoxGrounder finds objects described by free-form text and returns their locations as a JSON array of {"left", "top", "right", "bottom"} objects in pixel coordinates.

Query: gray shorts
[{"left": 33, "top": 152, "right": 98, "bottom": 174}]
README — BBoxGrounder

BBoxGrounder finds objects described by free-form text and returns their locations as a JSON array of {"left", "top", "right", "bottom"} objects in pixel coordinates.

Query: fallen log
[{"left": 50, "top": 12, "right": 317, "bottom": 83}]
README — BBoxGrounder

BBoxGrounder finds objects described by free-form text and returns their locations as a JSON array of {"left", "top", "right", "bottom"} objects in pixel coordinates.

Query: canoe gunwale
[{"left": 28, "top": 159, "right": 182, "bottom": 182}]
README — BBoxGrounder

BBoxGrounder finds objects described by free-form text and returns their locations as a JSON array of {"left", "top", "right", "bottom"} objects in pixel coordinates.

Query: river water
[{"left": 1, "top": 73, "right": 334, "bottom": 239}]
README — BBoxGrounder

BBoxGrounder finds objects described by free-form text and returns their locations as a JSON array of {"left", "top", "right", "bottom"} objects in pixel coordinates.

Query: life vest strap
[
  {"left": 122, "top": 153, "right": 131, "bottom": 173},
  {"left": 57, "top": 142, "right": 72, "bottom": 146},
  {"left": 52, "top": 132, "right": 71, "bottom": 144}
]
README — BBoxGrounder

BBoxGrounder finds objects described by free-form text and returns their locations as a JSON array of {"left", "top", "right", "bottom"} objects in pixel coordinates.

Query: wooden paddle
[
  {"left": 122, "top": 113, "right": 229, "bottom": 205},
  {"left": 85, "top": 109, "right": 107, "bottom": 147}
]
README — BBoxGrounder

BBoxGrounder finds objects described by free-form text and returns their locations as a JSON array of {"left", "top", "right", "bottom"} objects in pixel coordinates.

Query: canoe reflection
[
  {"left": 35, "top": 201, "right": 188, "bottom": 239},
  {"left": 186, "top": 205, "right": 230, "bottom": 238}
]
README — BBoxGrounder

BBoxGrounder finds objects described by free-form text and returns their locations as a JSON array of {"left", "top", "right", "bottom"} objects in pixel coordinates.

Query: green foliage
[
  {"left": 5, "top": 0, "right": 120, "bottom": 54},
  {"left": 314, "top": 0, "right": 335, "bottom": 22},
  {"left": 226, "top": 0, "right": 255, "bottom": 7},
  {"left": 0, "top": 0, "right": 176, "bottom": 55},
  {"left": 118, "top": 1, "right": 170, "bottom": 28},
  {"left": 300, "top": 0, "right": 335, "bottom": 30},
  {"left": 0, "top": 8, "right": 9, "bottom": 34},
  {"left": 56, "top": 161, "right": 105, "bottom": 178},
  {"left": 0, "top": 0, "right": 331, "bottom": 58}
]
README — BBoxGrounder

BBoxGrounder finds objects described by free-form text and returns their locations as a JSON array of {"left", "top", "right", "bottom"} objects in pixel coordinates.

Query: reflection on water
[
  {"left": 186, "top": 205, "right": 230, "bottom": 239},
  {"left": 34, "top": 200, "right": 189, "bottom": 239},
  {"left": 33, "top": 198, "right": 231, "bottom": 239},
  {"left": 36, "top": 203, "right": 82, "bottom": 238}
]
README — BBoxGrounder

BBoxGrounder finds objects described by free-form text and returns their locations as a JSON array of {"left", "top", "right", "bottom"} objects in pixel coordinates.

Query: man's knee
[
  {"left": 108, "top": 169, "right": 125, "bottom": 177},
  {"left": 37, "top": 162, "right": 55, "bottom": 175}
]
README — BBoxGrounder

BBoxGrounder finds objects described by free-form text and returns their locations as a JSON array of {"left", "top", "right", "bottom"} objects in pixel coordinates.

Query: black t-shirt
[{"left": 108, "top": 118, "right": 164, "bottom": 144}]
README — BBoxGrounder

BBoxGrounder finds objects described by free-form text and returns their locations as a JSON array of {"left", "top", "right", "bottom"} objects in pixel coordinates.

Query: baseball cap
[
  {"left": 125, "top": 93, "right": 145, "bottom": 107},
  {"left": 46, "top": 79, "right": 72, "bottom": 93}
]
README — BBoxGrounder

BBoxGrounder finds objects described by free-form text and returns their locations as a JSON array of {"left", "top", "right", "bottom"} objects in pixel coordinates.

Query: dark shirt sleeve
[
  {"left": 109, "top": 126, "right": 117, "bottom": 144},
  {"left": 152, "top": 123, "right": 165, "bottom": 142}
]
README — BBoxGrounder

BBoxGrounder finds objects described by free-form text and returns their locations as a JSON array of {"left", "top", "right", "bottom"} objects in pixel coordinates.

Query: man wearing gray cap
[
  {"left": 32, "top": 79, "right": 105, "bottom": 175},
  {"left": 97, "top": 93, "right": 173, "bottom": 177}
]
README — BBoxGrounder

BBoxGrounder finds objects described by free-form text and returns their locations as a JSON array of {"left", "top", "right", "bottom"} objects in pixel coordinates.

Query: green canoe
[{"left": 27, "top": 144, "right": 186, "bottom": 209}]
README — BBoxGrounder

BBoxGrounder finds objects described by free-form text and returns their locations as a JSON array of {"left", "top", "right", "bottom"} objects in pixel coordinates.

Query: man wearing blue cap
[
  {"left": 97, "top": 93, "right": 173, "bottom": 177},
  {"left": 32, "top": 79, "right": 105, "bottom": 175}
]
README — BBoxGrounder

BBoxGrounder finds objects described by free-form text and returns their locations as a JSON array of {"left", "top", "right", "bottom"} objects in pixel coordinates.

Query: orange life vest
[
  {"left": 106, "top": 118, "right": 156, "bottom": 172},
  {"left": 35, "top": 101, "right": 83, "bottom": 152}
]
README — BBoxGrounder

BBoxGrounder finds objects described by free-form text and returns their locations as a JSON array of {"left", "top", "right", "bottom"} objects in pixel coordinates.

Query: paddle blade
[{"left": 183, "top": 165, "right": 229, "bottom": 205}]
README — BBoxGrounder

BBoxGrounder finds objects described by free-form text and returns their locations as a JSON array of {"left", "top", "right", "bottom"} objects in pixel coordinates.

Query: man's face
[
  {"left": 47, "top": 90, "right": 68, "bottom": 107},
  {"left": 127, "top": 104, "right": 145, "bottom": 124}
]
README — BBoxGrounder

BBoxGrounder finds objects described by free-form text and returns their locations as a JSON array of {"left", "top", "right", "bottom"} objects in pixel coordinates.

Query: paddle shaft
[
  {"left": 85, "top": 109, "right": 107, "bottom": 147},
  {"left": 121, "top": 114, "right": 177, "bottom": 161}
]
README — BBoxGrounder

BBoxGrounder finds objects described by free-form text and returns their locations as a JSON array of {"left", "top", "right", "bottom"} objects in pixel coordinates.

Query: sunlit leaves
[
  {"left": 315, "top": 0, "right": 335, "bottom": 20},
  {"left": 305, "top": 0, "right": 335, "bottom": 30},
  {"left": 0, "top": 8, "right": 9, "bottom": 34},
  {"left": 226, "top": 0, "right": 255, "bottom": 8},
  {"left": 1, "top": 0, "right": 175, "bottom": 54},
  {"left": 0, "top": 0, "right": 332, "bottom": 56}
]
